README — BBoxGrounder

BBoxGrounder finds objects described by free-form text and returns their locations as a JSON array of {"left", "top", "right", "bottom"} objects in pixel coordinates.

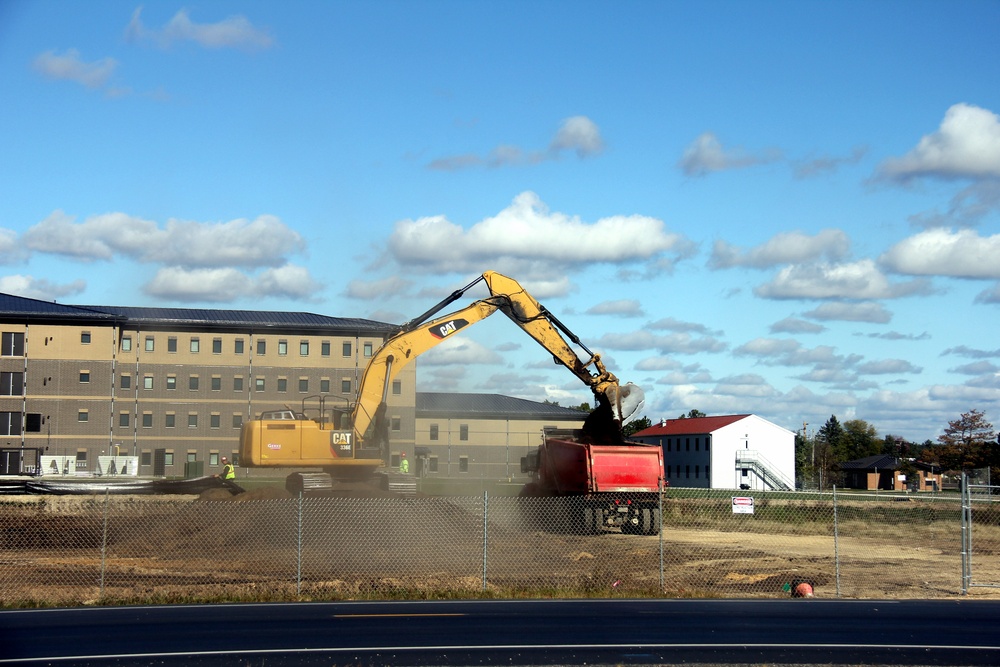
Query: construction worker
[
  {"left": 399, "top": 453, "right": 409, "bottom": 474},
  {"left": 219, "top": 456, "right": 235, "bottom": 480}
]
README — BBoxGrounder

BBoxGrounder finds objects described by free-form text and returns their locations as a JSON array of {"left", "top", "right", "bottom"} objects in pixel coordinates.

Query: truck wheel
[
  {"left": 583, "top": 508, "right": 595, "bottom": 534},
  {"left": 640, "top": 508, "right": 653, "bottom": 535}
]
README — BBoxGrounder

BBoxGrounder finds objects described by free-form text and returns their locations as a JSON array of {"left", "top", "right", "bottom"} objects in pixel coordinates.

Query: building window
[
  {"left": 166, "top": 375, "right": 176, "bottom": 390},
  {"left": 232, "top": 414, "right": 242, "bottom": 428},
  {"left": 1, "top": 411, "right": 23, "bottom": 434},
  {"left": 430, "top": 424, "right": 439, "bottom": 441},
  {"left": 460, "top": 424, "right": 469, "bottom": 441},
  {"left": 121, "top": 336, "right": 132, "bottom": 352},
  {"left": 79, "top": 371, "right": 90, "bottom": 384},
  {"left": 320, "top": 379, "right": 330, "bottom": 393},
  {"left": 234, "top": 377, "right": 244, "bottom": 391},
  {"left": 211, "top": 376, "right": 221, "bottom": 391},
  {"left": 695, "top": 438, "right": 700, "bottom": 451},
  {"left": 341, "top": 379, "right": 351, "bottom": 393},
  {"left": 686, "top": 465, "right": 691, "bottom": 479},
  {"left": 0, "top": 372, "right": 23, "bottom": 396},
  {"left": 705, "top": 465, "right": 710, "bottom": 479},
  {"left": 187, "top": 451, "right": 197, "bottom": 463},
  {"left": 235, "top": 339, "right": 244, "bottom": 354},
  {"left": 120, "top": 374, "right": 131, "bottom": 389},
  {"left": 298, "top": 378, "right": 308, "bottom": 393},
  {"left": 342, "top": 342, "right": 351, "bottom": 357},
  {"left": 165, "top": 413, "right": 175, "bottom": 428},
  {"left": 140, "top": 451, "right": 152, "bottom": 466},
  {"left": 210, "top": 452, "right": 219, "bottom": 466},
  {"left": 391, "top": 417, "right": 401, "bottom": 431},
  {"left": 686, "top": 438, "right": 690, "bottom": 451},
  {"left": 210, "top": 414, "right": 220, "bottom": 429},
  {"left": 277, "top": 378, "right": 287, "bottom": 392},
  {"left": 257, "top": 339, "right": 266, "bottom": 355},
  {"left": 2, "top": 332, "right": 25, "bottom": 356},
  {"left": 212, "top": 338, "right": 222, "bottom": 354},
  {"left": 278, "top": 340, "right": 288, "bottom": 356},
  {"left": 706, "top": 438, "right": 711, "bottom": 452},
  {"left": 145, "top": 336, "right": 154, "bottom": 352},
  {"left": 78, "top": 410, "right": 88, "bottom": 422},
  {"left": 189, "top": 375, "right": 199, "bottom": 390},
  {"left": 695, "top": 465, "right": 700, "bottom": 478},
  {"left": 429, "top": 456, "right": 439, "bottom": 473},
  {"left": 392, "top": 380, "right": 401, "bottom": 395},
  {"left": 164, "top": 452, "right": 174, "bottom": 466},
  {"left": 321, "top": 341, "right": 330, "bottom": 356},
  {"left": 142, "top": 413, "right": 152, "bottom": 428},
  {"left": 119, "top": 413, "right": 129, "bottom": 427},
  {"left": 364, "top": 342, "right": 373, "bottom": 357},
  {"left": 81, "top": 331, "right": 91, "bottom": 344},
  {"left": 188, "top": 414, "right": 198, "bottom": 428},
  {"left": 190, "top": 338, "right": 199, "bottom": 353},
  {"left": 255, "top": 378, "right": 265, "bottom": 392},
  {"left": 459, "top": 456, "right": 469, "bottom": 473},
  {"left": 168, "top": 337, "right": 177, "bottom": 353},
  {"left": 143, "top": 376, "right": 153, "bottom": 390},
  {"left": 300, "top": 341, "right": 309, "bottom": 356}
]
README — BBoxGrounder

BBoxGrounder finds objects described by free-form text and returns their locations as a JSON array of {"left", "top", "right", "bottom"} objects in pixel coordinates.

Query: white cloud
[
  {"left": 0, "top": 229, "right": 26, "bottom": 264},
  {"left": 594, "top": 329, "right": 727, "bottom": 355},
  {"left": 144, "top": 268, "right": 253, "bottom": 302},
  {"left": 126, "top": 7, "right": 274, "bottom": 50},
  {"left": 386, "top": 192, "right": 691, "bottom": 279},
  {"left": 877, "top": 103, "right": 1000, "bottom": 182},
  {"left": 254, "top": 265, "right": 322, "bottom": 301},
  {"left": 24, "top": 211, "right": 304, "bottom": 268},
  {"left": 709, "top": 229, "right": 850, "bottom": 269},
  {"left": 428, "top": 116, "right": 604, "bottom": 170},
  {"left": 770, "top": 317, "right": 826, "bottom": 334},
  {"left": 418, "top": 336, "right": 504, "bottom": 366},
  {"left": 677, "top": 132, "right": 781, "bottom": 177},
  {"left": 755, "top": 260, "right": 933, "bottom": 300},
  {"left": 585, "top": 299, "right": 645, "bottom": 317},
  {"left": 880, "top": 228, "right": 1000, "bottom": 279},
  {"left": 856, "top": 359, "right": 922, "bottom": 375},
  {"left": 549, "top": 116, "right": 604, "bottom": 157},
  {"left": 803, "top": 302, "right": 893, "bottom": 324},
  {"left": 33, "top": 49, "right": 117, "bottom": 89},
  {"left": 0, "top": 275, "right": 86, "bottom": 301}
]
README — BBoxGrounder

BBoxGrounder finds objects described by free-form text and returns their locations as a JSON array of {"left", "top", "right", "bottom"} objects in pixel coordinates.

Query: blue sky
[{"left": 1, "top": 1, "right": 999, "bottom": 444}]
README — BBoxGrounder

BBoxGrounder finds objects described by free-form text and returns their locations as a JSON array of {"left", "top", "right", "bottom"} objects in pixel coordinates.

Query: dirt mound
[{"left": 197, "top": 486, "right": 293, "bottom": 502}]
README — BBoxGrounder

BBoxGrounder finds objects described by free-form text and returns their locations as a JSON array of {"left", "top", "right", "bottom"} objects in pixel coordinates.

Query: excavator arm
[{"left": 350, "top": 271, "right": 645, "bottom": 460}]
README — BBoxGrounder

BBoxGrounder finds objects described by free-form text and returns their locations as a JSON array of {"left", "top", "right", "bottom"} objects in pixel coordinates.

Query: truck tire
[
  {"left": 583, "top": 508, "right": 595, "bottom": 534},
  {"left": 640, "top": 508, "right": 661, "bottom": 535}
]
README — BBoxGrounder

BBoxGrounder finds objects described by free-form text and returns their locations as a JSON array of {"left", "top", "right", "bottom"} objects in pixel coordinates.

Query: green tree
[
  {"left": 839, "top": 419, "right": 880, "bottom": 462},
  {"left": 937, "top": 409, "right": 997, "bottom": 474},
  {"left": 623, "top": 415, "right": 652, "bottom": 437},
  {"left": 677, "top": 409, "right": 706, "bottom": 419},
  {"left": 815, "top": 415, "right": 844, "bottom": 488}
]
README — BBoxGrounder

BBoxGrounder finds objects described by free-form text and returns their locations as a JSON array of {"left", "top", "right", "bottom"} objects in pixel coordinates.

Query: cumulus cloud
[
  {"left": 428, "top": 116, "right": 604, "bottom": 171},
  {"left": 803, "top": 302, "right": 893, "bottom": 324},
  {"left": 143, "top": 264, "right": 320, "bottom": 302},
  {"left": 709, "top": 229, "right": 850, "bottom": 269},
  {"left": 647, "top": 317, "right": 718, "bottom": 336},
  {"left": 770, "top": 317, "right": 826, "bottom": 334},
  {"left": 876, "top": 103, "right": 1000, "bottom": 182},
  {"left": 0, "top": 275, "right": 86, "bottom": 301},
  {"left": 585, "top": 299, "right": 645, "bottom": 317},
  {"left": 734, "top": 337, "right": 863, "bottom": 371},
  {"left": 417, "top": 336, "right": 504, "bottom": 366},
  {"left": 754, "top": 260, "right": 933, "bottom": 300},
  {"left": 126, "top": 6, "right": 274, "bottom": 50},
  {"left": 24, "top": 211, "right": 304, "bottom": 268},
  {"left": 0, "top": 229, "right": 27, "bottom": 264},
  {"left": 880, "top": 228, "right": 1000, "bottom": 279},
  {"left": 33, "top": 49, "right": 117, "bottom": 89},
  {"left": 941, "top": 345, "right": 1000, "bottom": 359},
  {"left": 907, "top": 181, "right": 1000, "bottom": 229},
  {"left": 865, "top": 330, "right": 930, "bottom": 341},
  {"left": 856, "top": 359, "right": 922, "bottom": 375},
  {"left": 948, "top": 360, "right": 999, "bottom": 375},
  {"left": 677, "top": 132, "right": 781, "bottom": 177},
  {"left": 386, "top": 192, "right": 692, "bottom": 280},
  {"left": 593, "top": 329, "right": 727, "bottom": 355}
]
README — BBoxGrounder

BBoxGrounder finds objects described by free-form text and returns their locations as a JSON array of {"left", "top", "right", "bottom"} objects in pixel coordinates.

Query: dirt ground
[{"left": 1, "top": 491, "right": 998, "bottom": 605}]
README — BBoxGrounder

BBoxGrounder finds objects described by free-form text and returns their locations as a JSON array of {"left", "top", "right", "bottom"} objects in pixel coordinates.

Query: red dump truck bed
[{"left": 538, "top": 437, "right": 664, "bottom": 495}]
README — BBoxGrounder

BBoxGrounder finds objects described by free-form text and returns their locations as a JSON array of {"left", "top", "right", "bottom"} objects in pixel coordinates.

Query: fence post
[
  {"left": 659, "top": 478, "right": 664, "bottom": 593},
  {"left": 832, "top": 485, "right": 840, "bottom": 598},
  {"left": 961, "top": 473, "right": 970, "bottom": 595},
  {"left": 100, "top": 488, "right": 109, "bottom": 599},
  {"left": 297, "top": 491, "right": 303, "bottom": 597},
  {"left": 482, "top": 491, "right": 489, "bottom": 592}
]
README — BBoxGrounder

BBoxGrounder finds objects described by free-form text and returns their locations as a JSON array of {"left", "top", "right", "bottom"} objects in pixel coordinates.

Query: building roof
[
  {"left": 0, "top": 292, "right": 396, "bottom": 334},
  {"left": 632, "top": 414, "right": 752, "bottom": 438},
  {"left": 416, "top": 393, "right": 588, "bottom": 421},
  {"left": 839, "top": 455, "right": 900, "bottom": 470}
]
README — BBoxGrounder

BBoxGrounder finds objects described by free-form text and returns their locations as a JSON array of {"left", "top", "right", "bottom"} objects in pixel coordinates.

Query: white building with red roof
[{"left": 631, "top": 414, "right": 796, "bottom": 490}]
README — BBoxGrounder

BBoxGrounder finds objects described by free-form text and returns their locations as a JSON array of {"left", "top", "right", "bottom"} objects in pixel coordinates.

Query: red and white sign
[{"left": 732, "top": 496, "right": 755, "bottom": 514}]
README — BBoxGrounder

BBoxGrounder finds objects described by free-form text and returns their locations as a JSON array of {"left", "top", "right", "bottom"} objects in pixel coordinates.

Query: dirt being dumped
[{"left": 1, "top": 492, "right": 996, "bottom": 605}]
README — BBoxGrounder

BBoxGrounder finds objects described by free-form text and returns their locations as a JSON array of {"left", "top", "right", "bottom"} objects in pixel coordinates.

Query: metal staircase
[{"left": 735, "top": 450, "right": 794, "bottom": 491}]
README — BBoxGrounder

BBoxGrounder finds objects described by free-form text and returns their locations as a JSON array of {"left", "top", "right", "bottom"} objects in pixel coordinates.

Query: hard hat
[{"left": 222, "top": 456, "right": 228, "bottom": 461}]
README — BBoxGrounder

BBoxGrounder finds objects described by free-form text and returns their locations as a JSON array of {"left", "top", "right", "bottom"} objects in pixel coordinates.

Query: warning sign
[{"left": 732, "top": 496, "right": 755, "bottom": 514}]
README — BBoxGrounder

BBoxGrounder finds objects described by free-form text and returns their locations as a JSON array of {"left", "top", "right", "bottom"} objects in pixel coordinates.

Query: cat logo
[
  {"left": 430, "top": 318, "right": 470, "bottom": 340},
  {"left": 330, "top": 431, "right": 353, "bottom": 456}
]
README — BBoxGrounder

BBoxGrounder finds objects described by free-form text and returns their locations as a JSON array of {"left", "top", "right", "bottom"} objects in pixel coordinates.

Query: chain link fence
[{"left": 1, "top": 487, "right": 996, "bottom": 606}]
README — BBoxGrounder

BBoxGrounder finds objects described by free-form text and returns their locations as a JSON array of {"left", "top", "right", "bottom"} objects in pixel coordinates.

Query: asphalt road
[{"left": 2, "top": 598, "right": 999, "bottom": 666}]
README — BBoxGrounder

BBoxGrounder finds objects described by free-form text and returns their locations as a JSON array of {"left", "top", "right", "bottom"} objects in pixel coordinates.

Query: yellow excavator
[{"left": 239, "top": 270, "right": 645, "bottom": 494}]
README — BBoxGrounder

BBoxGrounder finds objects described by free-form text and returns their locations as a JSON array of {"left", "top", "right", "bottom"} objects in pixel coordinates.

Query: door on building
[{"left": 153, "top": 449, "right": 166, "bottom": 477}]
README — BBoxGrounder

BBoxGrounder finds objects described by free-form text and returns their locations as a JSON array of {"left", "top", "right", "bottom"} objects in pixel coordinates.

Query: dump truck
[{"left": 239, "top": 271, "right": 663, "bottom": 520}]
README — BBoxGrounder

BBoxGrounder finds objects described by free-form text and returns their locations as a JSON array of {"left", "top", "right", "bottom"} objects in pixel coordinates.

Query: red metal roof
[{"left": 632, "top": 414, "right": 751, "bottom": 437}]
